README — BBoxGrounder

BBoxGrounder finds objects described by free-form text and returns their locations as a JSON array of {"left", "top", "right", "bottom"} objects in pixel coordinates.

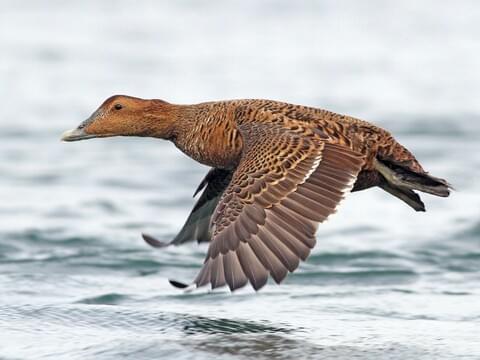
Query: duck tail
[
  {"left": 373, "top": 142, "right": 452, "bottom": 211},
  {"left": 378, "top": 181, "right": 426, "bottom": 212}
]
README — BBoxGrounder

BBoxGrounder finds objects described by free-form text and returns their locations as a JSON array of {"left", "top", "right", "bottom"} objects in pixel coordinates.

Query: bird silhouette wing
[{"left": 143, "top": 168, "right": 232, "bottom": 247}]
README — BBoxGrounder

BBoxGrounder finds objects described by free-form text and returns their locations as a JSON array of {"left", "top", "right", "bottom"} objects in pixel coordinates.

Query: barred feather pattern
[{"left": 194, "top": 123, "right": 365, "bottom": 291}]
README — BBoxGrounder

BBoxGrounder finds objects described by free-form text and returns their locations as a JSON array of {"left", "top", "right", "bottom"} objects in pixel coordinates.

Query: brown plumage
[{"left": 62, "top": 95, "right": 451, "bottom": 291}]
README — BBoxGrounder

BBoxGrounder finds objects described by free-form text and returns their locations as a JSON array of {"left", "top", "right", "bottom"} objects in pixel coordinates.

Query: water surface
[{"left": 1, "top": 1, "right": 479, "bottom": 359}]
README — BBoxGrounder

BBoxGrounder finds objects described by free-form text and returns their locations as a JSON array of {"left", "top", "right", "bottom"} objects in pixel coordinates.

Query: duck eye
[{"left": 114, "top": 103, "right": 123, "bottom": 110}]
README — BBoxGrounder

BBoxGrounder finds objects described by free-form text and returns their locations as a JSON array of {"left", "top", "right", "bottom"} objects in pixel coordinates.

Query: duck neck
[{"left": 169, "top": 102, "right": 243, "bottom": 169}]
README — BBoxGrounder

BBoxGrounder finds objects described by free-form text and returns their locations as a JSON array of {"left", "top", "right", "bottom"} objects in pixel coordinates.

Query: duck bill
[{"left": 61, "top": 127, "right": 98, "bottom": 142}]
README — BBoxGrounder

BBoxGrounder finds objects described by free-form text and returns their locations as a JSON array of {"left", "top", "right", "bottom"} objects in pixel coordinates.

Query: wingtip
[
  {"left": 169, "top": 279, "right": 191, "bottom": 289},
  {"left": 415, "top": 198, "right": 426, "bottom": 212},
  {"left": 193, "top": 181, "right": 207, "bottom": 198},
  {"left": 142, "top": 233, "right": 170, "bottom": 248}
]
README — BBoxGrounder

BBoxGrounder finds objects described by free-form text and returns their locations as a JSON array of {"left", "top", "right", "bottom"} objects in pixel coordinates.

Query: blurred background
[{"left": 0, "top": 0, "right": 479, "bottom": 359}]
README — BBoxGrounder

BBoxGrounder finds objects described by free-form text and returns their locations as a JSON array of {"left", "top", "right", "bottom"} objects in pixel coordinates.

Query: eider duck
[{"left": 62, "top": 96, "right": 451, "bottom": 291}]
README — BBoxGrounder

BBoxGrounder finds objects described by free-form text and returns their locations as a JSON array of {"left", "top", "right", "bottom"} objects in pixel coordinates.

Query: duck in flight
[{"left": 62, "top": 96, "right": 451, "bottom": 291}]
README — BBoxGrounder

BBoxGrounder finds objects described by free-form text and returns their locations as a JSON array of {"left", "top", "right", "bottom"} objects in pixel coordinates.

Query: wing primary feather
[
  {"left": 223, "top": 251, "right": 248, "bottom": 291},
  {"left": 210, "top": 255, "right": 226, "bottom": 289},
  {"left": 194, "top": 259, "right": 212, "bottom": 287},
  {"left": 263, "top": 214, "right": 311, "bottom": 260},
  {"left": 169, "top": 279, "right": 190, "bottom": 289},
  {"left": 256, "top": 227, "right": 299, "bottom": 272},
  {"left": 287, "top": 191, "right": 334, "bottom": 221},
  {"left": 268, "top": 207, "right": 317, "bottom": 248},
  {"left": 270, "top": 202, "right": 317, "bottom": 237},
  {"left": 193, "top": 177, "right": 208, "bottom": 197},
  {"left": 236, "top": 242, "right": 269, "bottom": 290},
  {"left": 142, "top": 233, "right": 171, "bottom": 248},
  {"left": 248, "top": 234, "right": 288, "bottom": 284},
  {"left": 295, "top": 185, "right": 340, "bottom": 209},
  {"left": 307, "top": 176, "right": 345, "bottom": 197},
  {"left": 280, "top": 196, "right": 324, "bottom": 222}
]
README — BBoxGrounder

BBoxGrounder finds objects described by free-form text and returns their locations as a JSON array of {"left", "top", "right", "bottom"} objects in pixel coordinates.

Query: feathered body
[
  {"left": 170, "top": 99, "right": 418, "bottom": 172},
  {"left": 62, "top": 96, "right": 451, "bottom": 291}
]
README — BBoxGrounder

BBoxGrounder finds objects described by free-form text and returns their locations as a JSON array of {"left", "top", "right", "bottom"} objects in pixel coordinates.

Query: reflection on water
[
  {"left": 188, "top": 334, "right": 313, "bottom": 359},
  {"left": 179, "top": 315, "right": 290, "bottom": 335},
  {"left": 1, "top": 305, "right": 289, "bottom": 334},
  {"left": 188, "top": 335, "right": 444, "bottom": 360}
]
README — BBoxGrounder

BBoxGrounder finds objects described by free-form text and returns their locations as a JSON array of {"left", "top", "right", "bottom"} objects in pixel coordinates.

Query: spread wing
[
  {"left": 143, "top": 168, "right": 232, "bottom": 248},
  {"left": 191, "top": 123, "right": 365, "bottom": 291}
]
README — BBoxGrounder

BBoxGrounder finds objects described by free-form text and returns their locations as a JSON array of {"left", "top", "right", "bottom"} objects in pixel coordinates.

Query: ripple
[
  {"left": 100, "top": 179, "right": 156, "bottom": 190},
  {"left": 307, "top": 250, "right": 403, "bottom": 265},
  {"left": 82, "top": 200, "right": 125, "bottom": 214},
  {"left": 0, "top": 243, "right": 19, "bottom": 258},
  {"left": 456, "top": 221, "right": 480, "bottom": 242},
  {"left": 180, "top": 316, "right": 289, "bottom": 336},
  {"left": 291, "top": 269, "right": 418, "bottom": 286},
  {"left": 7, "top": 228, "right": 100, "bottom": 246},
  {"left": 75, "top": 293, "right": 130, "bottom": 305},
  {"left": 440, "top": 291, "right": 472, "bottom": 296},
  {"left": 0, "top": 304, "right": 290, "bottom": 336},
  {"left": 186, "top": 336, "right": 443, "bottom": 360}
]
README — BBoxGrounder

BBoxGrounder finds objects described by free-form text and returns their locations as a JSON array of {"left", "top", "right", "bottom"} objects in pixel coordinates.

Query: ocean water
[{"left": 1, "top": 0, "right": 480, "bottom": 359}]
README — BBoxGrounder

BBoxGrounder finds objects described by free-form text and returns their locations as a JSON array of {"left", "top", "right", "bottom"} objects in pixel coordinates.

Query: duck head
[{"left": 61, "top": 95, "right": 176, "bottom": 142}]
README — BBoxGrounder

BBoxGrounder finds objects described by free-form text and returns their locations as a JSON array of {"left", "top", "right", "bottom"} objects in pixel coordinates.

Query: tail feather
[
  {"left": 396, "top": 171, "right": 450, "bottom": 197},
  {"left": 373, "top": 156, "right": 451, "bottom": 211},
  {"left": 379, "top": 182, "right": 425, "bottom": 212},
  {"left": 383, "top": 161, "right": 451, "bottom": 197},
  {"left": 375, "top": 158, "right": 451, "bottom": 197}
]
